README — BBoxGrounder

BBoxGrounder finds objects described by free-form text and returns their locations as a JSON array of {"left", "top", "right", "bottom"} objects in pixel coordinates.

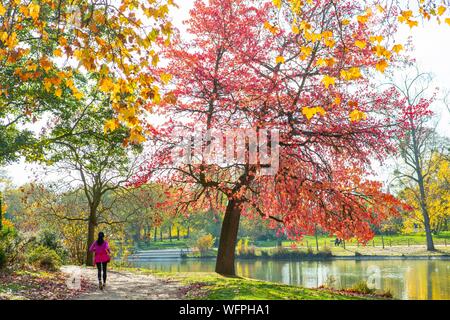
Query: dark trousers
[{"left": 96, "top": 262, "right": 107, "bottom": 283}]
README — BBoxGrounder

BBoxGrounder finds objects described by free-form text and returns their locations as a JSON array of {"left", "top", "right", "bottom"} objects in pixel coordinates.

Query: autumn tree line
[{"left": 0, "top": 0, "right": 449, "bottom": 275}]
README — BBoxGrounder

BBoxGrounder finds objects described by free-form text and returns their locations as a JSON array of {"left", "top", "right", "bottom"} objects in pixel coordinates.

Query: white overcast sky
[{"left": 3, "top": 0, "right": 450, "bottom": 187}]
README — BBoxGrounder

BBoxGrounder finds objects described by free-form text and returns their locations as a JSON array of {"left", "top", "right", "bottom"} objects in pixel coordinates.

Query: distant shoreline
[{"left": 127, "top": 254, "right": 450, "bottom": 262}]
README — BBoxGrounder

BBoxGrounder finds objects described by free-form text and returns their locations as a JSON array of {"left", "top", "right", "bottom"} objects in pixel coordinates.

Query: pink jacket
[{"left": 89, "top": 241, "right": 110, "bottom": 264}]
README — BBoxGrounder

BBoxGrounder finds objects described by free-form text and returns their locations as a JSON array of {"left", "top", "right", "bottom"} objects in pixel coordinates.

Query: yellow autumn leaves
[
  {"left": 321, "top": 75, "right": 336, "bottom": 89},
  {"left": 0, "top": 2, "right": 41, "bottom": 19},
  {"left": 275, "top": 56, "right": 286, "bottom": 64},
  {"left": 1, "top": 0, "right": 175, "bottom": 145},
  {"left": 301, "top": 104, "right": 366, "bottom": 123},
  {"left": 272, "top": 0, "right": 282, "bottom": 9},
  {"left": 20, "top": 2, "right": 40, "bottom": 20},
  {"left": 340, "top": 67, "right": 362, "bottom": 81},
  {"left": 355, "top": 40, "right": 367, "bottom": 49},
  {"left": 399, "top": 6, "right": 450, "bottom": 28},
  {"left": 302, "top": 106, "right": 326, "bottom": 121},
  {"left": 267, "top": 14, "right": 399, "bottom": 79},
  {"left": 0, "top": 30, "right": 17, "bottom": 49},
  {"left": 349, "top": 109, "right": 367, "bottom": 122},
  {"left": 398, "top": 10, "right": 419, "bottom": 28},
  {"left": 42, "top": 70, "right": 83, "bottom": 100}
]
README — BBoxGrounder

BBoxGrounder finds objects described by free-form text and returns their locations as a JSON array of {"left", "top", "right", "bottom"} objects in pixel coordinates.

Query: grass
[
  {"left": 115, "top": 267, "right": 379, "bottom": 300},
  {"left": 181, "top": 245, "right": 450, "bottom": 260},
  {"left": 135, "top": 233, "right": 450, "bottom": 250},
  {"left": 254, "top": 232, "right": 450, "bottom": 248}
]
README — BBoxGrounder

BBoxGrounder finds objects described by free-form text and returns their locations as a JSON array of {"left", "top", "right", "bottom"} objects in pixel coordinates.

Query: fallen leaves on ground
[{"left": 0, "top": 269, "right": 96, "bottom": 300}]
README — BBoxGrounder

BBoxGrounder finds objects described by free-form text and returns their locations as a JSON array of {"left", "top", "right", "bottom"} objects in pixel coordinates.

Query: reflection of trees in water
[
  {"left": 427, "top": 260, "right": 449, "bottom": 300},
  {"left": 428, "top": 262, "right": 433, "bottom": 300},
  {"left": 372, "top": 260, "right": 406, "bottom": 299},
  {"left": 404, "top": 260, "right": 443, "bottom": 300}
]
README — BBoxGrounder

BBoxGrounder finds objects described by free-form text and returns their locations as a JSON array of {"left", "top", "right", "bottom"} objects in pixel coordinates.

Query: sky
[{"left": 2, "top": 0, "right": 450, "bottom": 188}]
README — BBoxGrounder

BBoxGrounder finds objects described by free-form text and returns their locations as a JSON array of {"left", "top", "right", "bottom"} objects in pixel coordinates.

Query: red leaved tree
[{"left": 133, "top": 0, "right": 409, "bottom": 275}]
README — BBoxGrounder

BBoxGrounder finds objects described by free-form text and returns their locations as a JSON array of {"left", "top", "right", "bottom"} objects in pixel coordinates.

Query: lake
[{"left": 131, "top": 258, "right": 450, "bottom": 300}]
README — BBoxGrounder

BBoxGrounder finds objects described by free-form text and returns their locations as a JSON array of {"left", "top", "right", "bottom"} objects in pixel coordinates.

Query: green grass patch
[
  {"left": 134, "top": 233, "right": 450, "bottom": 251},
  {"left": 254, "top": 232, "right": 450, "bottom": 248},
  {"left": 115, "top": 267, "right": 378, "bottom": 300},
  {"left": 176, "top": 273, "right": 365, "bottom": 300}
]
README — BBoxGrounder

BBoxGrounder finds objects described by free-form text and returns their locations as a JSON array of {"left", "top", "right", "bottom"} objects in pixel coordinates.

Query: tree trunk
[
  {"left": 187, "top": 226, "right": 190, "bottom": 239},
  {"left": 142, "top": 223, "right": 147, "bottom": 240},
  {"left": 134, "top": 224, "right": 141, "bottom": 242},
  {"left": 169, "top": 225, "right": 172, "bottom": 242},
  {"left": 177, "top": 227, "right": 180, "bottom": 241},
  {"left": 215, "top": 200, "right": 241, "bottom": 276},
  {"left": 315, "top": 234, "right": 319, "bottom": 252},
  {"left": 314, "top": 226, "right": 319, "bottom": 252},
  {"left": 154, "top": 227, "right": 157, "bottom": 242},
  {"left": 411, "top": 128, "right": 435, "bottom": 251},
  {"left": 85, "top": 210, "right": 96, "bottom": 266},
  {"left": 417, "top": 169, "right": 435, "bottom": 251},
  {"left": 160, "top": 228, "right": 163, "bottom": 241},
  {"left": 422, "top": 204, "right": 435, "bottom": 251},
  {"left": 0, "top": 194, "right": 3, "bottom": 231}
]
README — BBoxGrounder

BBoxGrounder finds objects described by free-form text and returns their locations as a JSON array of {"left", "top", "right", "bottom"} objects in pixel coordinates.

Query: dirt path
[{"left": 61, "top": 266, "right": 186, "bottom": 300}]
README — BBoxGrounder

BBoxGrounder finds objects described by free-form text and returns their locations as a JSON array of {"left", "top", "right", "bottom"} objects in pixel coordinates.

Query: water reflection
[{"left": 132, "top": 259, "right": 450, "bottom": 300}]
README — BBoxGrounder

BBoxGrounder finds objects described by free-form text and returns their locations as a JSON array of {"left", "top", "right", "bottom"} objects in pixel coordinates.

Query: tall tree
[
  {"left": 398, "top": 152, "right": 450, "bottom": 234},
  {"left": 133, "top": 0, "right": 406, "bottom": 275},
  {"left": 37, "top": 97, "right": 144, "bottom": 265},
  {"left": 388, "top": 70, "right": 446, "bottom": 251}
]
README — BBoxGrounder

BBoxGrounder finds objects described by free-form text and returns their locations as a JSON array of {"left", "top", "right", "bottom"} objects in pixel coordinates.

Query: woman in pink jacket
[{"left": 89, "top": 232, "right": 111, "bottom": 290}]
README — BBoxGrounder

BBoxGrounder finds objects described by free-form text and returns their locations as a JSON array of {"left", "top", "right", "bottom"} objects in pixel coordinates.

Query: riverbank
[
  {"left": 135, "top": 233, "right": 450, "bottom": 252},
  {"left": 177, "top": 245, "right": 450, "bottom": 261},
  {"left": 111, "top": 267, "right": 387, "bottom": 300}
]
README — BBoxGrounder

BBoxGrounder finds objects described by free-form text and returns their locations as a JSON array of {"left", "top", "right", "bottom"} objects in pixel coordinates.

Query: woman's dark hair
[{"left": 97, "top": 232, "right": 105, "bottom": 245}]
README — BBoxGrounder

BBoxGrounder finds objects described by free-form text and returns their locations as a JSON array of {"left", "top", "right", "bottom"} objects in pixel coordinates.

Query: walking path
[{"left": 61, "top": 266, "right": 185, "bottom": 300}]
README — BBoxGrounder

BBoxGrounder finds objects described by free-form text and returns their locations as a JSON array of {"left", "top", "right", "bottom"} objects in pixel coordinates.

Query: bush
[
  {"left": 0, "top": 247, "right": 6, "bottom": 269},
  {"left": 37, "top": 229, "right": 60, "bottom": 251},
  {"left": 196, "top": 234, "right": 215, "bottom": 256},
  {"left": 236, "top": 238, "right": 256, "bottom": 259},
  {"left": 268, "top": 246, "right": 332, "bottom": 260},
  {"left": 324, "top": 275, "right": 336, "bottom": 288},
  {"left": 0, "top": 221, "right": 24, "bottom": 269},
  {"left": 270, "top": 247, "right": 298, "bottom": 259},
  {"left": 317, "top": 247, "right": 332, "bottom": 258},
  {"left": 350, "top": 281, "right": 375, "bottom": 295},
  {"left": 380, "top": 289, "right": 393, "bottom": 299},
  {"left": 27, "top": 245, "right": 62, "bottom": 271},
  {"left": 37, "top": 229, "right": 68, "bottom": 263}
]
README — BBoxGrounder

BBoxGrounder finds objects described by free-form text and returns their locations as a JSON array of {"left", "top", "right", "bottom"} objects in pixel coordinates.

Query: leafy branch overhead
[{"left": 0, "top": 0, "right": 174, "bottom": 146}]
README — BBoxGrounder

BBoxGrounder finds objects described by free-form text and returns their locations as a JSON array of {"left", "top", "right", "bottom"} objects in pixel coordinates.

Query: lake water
[{"left": 131, "top": 258, "right": 450, "bottom": 300}]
